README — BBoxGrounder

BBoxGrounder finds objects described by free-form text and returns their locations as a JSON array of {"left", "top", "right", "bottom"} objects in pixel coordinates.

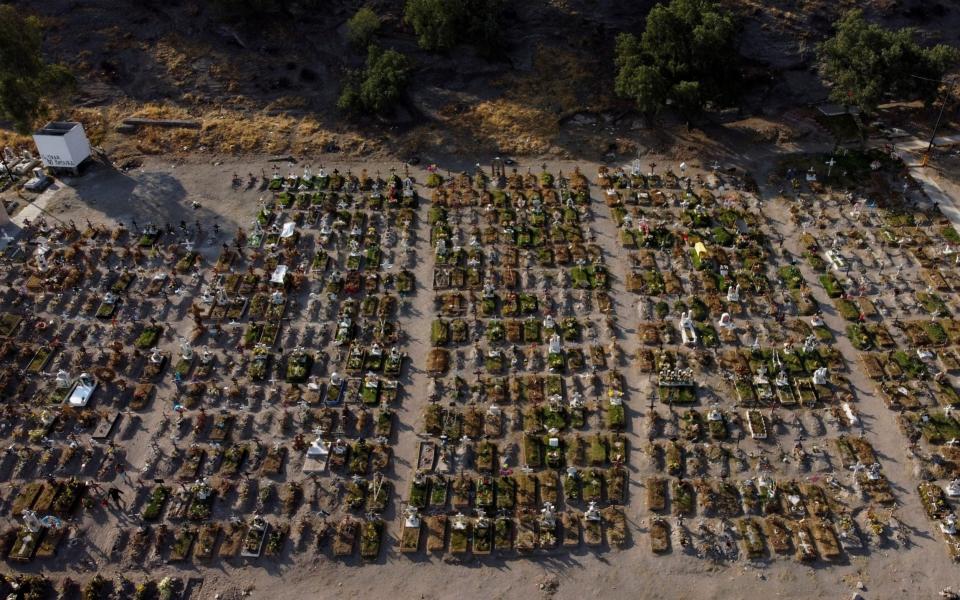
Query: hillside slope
[{"left": 20, "top": 0, "right": 960, "bottom": 160}]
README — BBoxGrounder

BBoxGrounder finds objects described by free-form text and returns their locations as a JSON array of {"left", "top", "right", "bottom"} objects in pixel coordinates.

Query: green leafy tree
[
  {"left": 614, "top": 0, "right": 740, "bottom": 125},
  {"left": 336, "top": 73, "right": 363, "bottom": 113},
  {"left": 346, "top": 7, "right": 381, "bottom": 49},
  {"left": 404, "top": 0, "right": 503, "bottom": 56},
  {"left": 0, "top": 7, "right": 73, "bottom": 133},
  {"left": 818, "top": 10, "right": 960, "bottom": 113},
  {"left": 404, "top": 0, "right": 463, "bottom": 52},
  {"left": 338, "top": 45, "right": 411, "bottom": 115},
  {"left": 614, "top": 36, "right": 668, "bottom": 125}
]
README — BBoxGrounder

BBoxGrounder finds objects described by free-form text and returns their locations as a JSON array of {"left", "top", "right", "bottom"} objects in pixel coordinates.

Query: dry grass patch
[
  {"left": 200, "top": 112, "right": 296, "bottom": 155},
  {"left": 461, "top": 100, "right": 556, "bottom": 155},
  {"left": 458, "top": 45, "right": 607, "bottom": 155}
]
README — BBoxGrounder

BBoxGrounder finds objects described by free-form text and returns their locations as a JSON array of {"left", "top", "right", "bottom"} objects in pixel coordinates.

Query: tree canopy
[
  {"left": 818, "top": 10, "right": 959, "bottom": 113},
  {"left": 338, "top": 45, "right": 411, "bottom": 115},
  {"left": 346, "top": 7, "right": 381, "bottom": 49},
  {"left": 404, "top": 0, "right": 504, "bottom": 57},
  {"left": 614, "top": 0, "right": 740, "bottom": 124},
  {"left": 0, "top": 6, "right": 73, "bottom": 133},
  {"left": 404, "top": 0, "right": 461, "bottom": 52}
]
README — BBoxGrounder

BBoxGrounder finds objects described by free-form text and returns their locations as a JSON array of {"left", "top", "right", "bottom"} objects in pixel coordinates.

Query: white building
[{"left": 32, "top": 121, "right": 91, "bottom": 173}]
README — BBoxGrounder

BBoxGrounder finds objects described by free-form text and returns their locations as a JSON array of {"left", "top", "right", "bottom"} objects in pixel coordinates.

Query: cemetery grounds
[{"left": 0, "top": 149, "right": 956, "bottom": 599}]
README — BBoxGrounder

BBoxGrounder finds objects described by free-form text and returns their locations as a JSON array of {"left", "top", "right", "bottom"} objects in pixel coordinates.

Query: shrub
[
  {"left": 0, "top": 6, "right": 74, "bottom": 132},
  {"left": 778, "top": 265, "right": 804, "bottom": 289},
  {"left": 819, "top": 273, "right": 843, "bottom": 298},
  {"left": 712, "top": 226, "right": 734, "bottom": 247},
  {"left": 338, "top": 45, "right": 411, "bottom": 115},
  {"left": 404, "top": 0, "right": 462, "bottom": 52},
  {"left": 654, "top": 301, "right": 669, "bottom": 319},
  {"left": 834, "top": 298, "right": 860, "bottom": 321},
  {"left": 346, "top": 7, "right": 381, "bottom": 49},
  {"left": 404, "top": 0, "right": 504, "bottom": 56}
]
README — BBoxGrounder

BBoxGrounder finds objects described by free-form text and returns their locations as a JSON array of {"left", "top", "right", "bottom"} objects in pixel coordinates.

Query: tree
[
  {"left": 346, "top": 7, "right": 381, "bottom": 50},
  {"left": 0, "top": 7, "right": 73, "bottom": 133},
  {"left": 404, "top": 0, "right": 504, "bottom": 56},
  {"left": 359, "top": 46, "right": 411, "bottom": 113},
  {"left": 614, "top": 0, "right": 740, "bottom": 124},
  {"left": 818, "top": 10, "right": 960, "bottom": 113},
  {"left": 404, "top": 0, "right": 463, "bottom": 52},
  {"left": 670, "top": 80, "right": 702, "bottom": 122},
  {"left": 614, "top": 37, "right": 668, "bottom": 125},
  {"left": 338, "top": 45, "right": 411, "bottom": 115}
]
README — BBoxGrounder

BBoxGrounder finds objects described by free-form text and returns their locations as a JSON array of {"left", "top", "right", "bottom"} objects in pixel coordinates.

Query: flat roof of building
[{"left": 33, "top": 121, "right": 81, "bottom": 137}]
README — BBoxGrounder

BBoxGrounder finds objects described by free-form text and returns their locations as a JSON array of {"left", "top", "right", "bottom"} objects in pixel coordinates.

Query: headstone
[
  {"left": 548, "top": 333, "right": 561, "bottom": 354},
  {"left": 812, "top": 367, "right": 827, "bottom": 385}
]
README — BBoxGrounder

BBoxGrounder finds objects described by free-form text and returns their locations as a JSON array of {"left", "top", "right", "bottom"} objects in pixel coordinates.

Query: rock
[{"left": 569, "top": 113, "right": 598, "bottom": 126}]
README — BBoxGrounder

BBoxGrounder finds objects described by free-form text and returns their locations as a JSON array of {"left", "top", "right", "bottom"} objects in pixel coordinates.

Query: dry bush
[
  {"left": 152, "top": 34, "right": 246, "bottom": 94},
  {"left": 266, "top": 96, "right": 309, "bottom": 112},
  {"left": 338, "top": 133, "right": 379, "bottom": 156},
  {"left": 123, "top": 103, "right": 201, "bottom": 154},
  {"left": 460, "top": 100, "right": 555, "bottom": 155},
  {"left": 502, "top": 45, "right": 603, "bottom": 115},
  {"left": 457, "top": 44, "right": 606, "bottom": 155},
  {"left": 200, "top": 112, "right": 296, "bottom": 155},
  {"left": 68, "top": 107, "right": 117, "bottom": 147},
  {"left": 289, "top": 117, "right": 333, "bottom": 155},
  {"left": 130, "top": 103, "right": 194, "bottom": 121},
  {"left": 91, "top": 98, "right": 381, "bottom": 158},
  {"left": 0, "top": 130, "right": 33, "bottom": 152},
  {"left": 154, "top": 39, "right": 193, "bottom": 84}
]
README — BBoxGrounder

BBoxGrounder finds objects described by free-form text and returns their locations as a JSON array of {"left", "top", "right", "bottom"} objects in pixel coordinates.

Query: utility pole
[
  {"left": 927, "top": 85, "right": 950, "bottom": 156},
  {"left": 911, "top": 74, "right": 958, "bottom": 161}
]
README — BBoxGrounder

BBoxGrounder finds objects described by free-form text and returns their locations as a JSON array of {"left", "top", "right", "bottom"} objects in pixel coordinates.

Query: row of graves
[
  {"left": 599, "top": 161, "right": 899, "bottom": 562},
  {"left": 0, "top": 217, "right": 170, "bottom": 565},
  {"left": 779, "top": 154, "right": 960, "bottom": 561},
  {"left": 789, "top": 170, "right": 960, "bottom": 562},
  {"left": 396, "top": 167, "right": 630, "bottom": 557},
  {"left": 0, "top": 166, "right": 419, "bottom": 566},
  {"left": 0, "top": 572, "right": 199, "bottom": 599}
]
